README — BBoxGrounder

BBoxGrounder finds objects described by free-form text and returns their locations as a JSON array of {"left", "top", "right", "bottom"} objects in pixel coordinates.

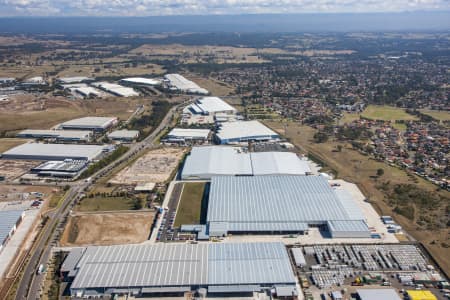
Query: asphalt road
[{"left": 14, "top": 103, "right": 181, "bottom": 300}]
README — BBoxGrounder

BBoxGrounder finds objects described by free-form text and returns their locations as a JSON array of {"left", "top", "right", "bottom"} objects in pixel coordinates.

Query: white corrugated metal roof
[
  {"left": 120, "top": 77, "right": 161, "bottom": 86},
  {"left": 92, "top": 82, "right": 139, "bottom": 97},
  {"left": 182, "top": 146, "right": 310, "bottom": 179},
  {"left": 108, "top": 130, "right": 139, "bottom": 139},
  {"left": 164, "top": 74, "right": 208, "bottom": 94},
  {"left": 207, "top": 176, "right": 369, "bottom": 234},
  {"left": 357, "top": 289, "right": 402, "bottom": 300},
  {"left": 334, "top": 189, "right": 366, "bottom": 220},
  {"left": 18, "top": 129, "right": 92, "bottom": 140},
  {"left": 186, "top": 97, "right": 236, "bottom": 115},
  {"left": 291, "top": 248, "right": 306, "bottom": 267},
  {"left": 69, "top": 242, "right": 296, "bottom": 292},
  {"left": 0, "top": 210, "right": 23, "bottom": 244},
  {"left": 60, "top": 117, "right": 117, "bottom": 129},
  {"left": 2, "top": 143, "right": 104, "bottom": 161},
  {"left": 216, "top": 120, "right": 279, "bottom": 143},
  {"left": 182, "top": 146, "right": 252, "bottom": 179},
  {"left": 251, "top": 152, "right": 311, "bottom": 175},
  {"left": 167, "top": 128, "right": 210, "bottom": 139}
]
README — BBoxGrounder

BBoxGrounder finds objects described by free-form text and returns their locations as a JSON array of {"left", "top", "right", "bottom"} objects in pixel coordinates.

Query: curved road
[{"left": 14, "top": 103, "right": 182, "bottom": 300}]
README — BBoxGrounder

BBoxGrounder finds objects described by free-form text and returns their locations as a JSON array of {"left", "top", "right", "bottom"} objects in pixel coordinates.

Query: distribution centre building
[
  {"left": 91, "top": 82, "right": 139, "bottom": 97},
  {"left": 17, "top": 129, "right": 93, "bottom": 142},
  {"left": 164, "top": 74, "right": 209, "bottom": 95},
  {"left": 59, "top": 117, "right": 118, "bottom": 132},
  {"left": 107, "top": 130, "right": 140, "bottom": 142},
  {"left": 164, "top": 128, "right": 211, "bottom": 144},
  {"left": 184, "top": 96, "right": 236, "bottom": 116},
  {"left": 1, "top": 143, "right": 104, "bottom": 161},
  {"left": 206, "top": 175, "right": 371, "bottom": 238},
  {"left": 181, "top": 146, "right": 311, "bottom": 180},
  {"left": 120, "top": 77, "right": 161, "bottom": 87},
  {"left": 215, "top": 120, "right": 280, "bottom": 144},
  {"left": 65, "top": 242, "right": 297, "bottom": 298},
  {"left": 0, "top": 210, "right": 25, "bottom": 253}
]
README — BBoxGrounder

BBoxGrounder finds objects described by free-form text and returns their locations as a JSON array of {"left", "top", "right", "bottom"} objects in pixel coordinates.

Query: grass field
[
  {"left": 265, "top": 120, "right": 450, "bottom": 275},
  {"left": 0, "top": 138, "right": 27, "bottom": 152},
  {"left": 76, "top": 196, "right": 142, "bottom": 212},
  {"left": 361, "top": 105, "right": 418, "bottom": 121},
  {"left": 174, "top": 183, "right": 206, "bottom": 227},
  {"left": 419, "top": 109, "right": 450, "bottom": 122}
]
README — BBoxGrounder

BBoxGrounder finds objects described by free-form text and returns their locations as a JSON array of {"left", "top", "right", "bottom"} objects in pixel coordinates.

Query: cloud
[{"left": 0, "top": 0, "right": 448, "bottom": 16}]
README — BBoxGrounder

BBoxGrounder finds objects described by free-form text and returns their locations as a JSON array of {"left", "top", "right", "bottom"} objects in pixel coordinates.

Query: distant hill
[{"left": 0, "top": 12, "right": 449, "bottom": 34}]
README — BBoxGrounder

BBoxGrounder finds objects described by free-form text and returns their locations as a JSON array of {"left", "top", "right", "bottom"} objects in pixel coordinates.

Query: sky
[{"left": 0, "top": 0, "right": 449, "bottom": 16}]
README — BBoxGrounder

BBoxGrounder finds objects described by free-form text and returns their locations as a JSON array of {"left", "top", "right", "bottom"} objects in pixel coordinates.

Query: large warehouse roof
[
  {"left": 181, "top": 146, "right": 310, "bottom": 179},
  {"left": 167, "top": 128, "right": 211, "bottom": 139},
  {"left": 251, "top": 152, "right": 311, "bottom": 175},
  {"left": 2, "top": 143, "right": 104, "bottom": 161},
  {"left": 68, "top": 242, "right": 296, "bottom": 296},
  {"left": 185, "top": 97, "right": 236, "bottom": 115},
  {"left": 357, "top": 289, "right": 402, "bottom": 300},
  {"left": 216, "top": 120, "right": 279, "bottom": 144},
  {"left": 164, "top": 74, "right": 209, "bottom": 95},
  {"left": 207, "top": 176, "right": 370, "bottom": 236},
  {"left": 59, "top": 117, "right": 117, "bottom": 130},
  {"left": 17, "top": 129, "right": 92, "bottom": 140},
  {"left": 92, "top": 82, "right": 139, "bottom": 97},
  {"left": 0, "top": 210, "right": 23, "bottom": 245},
  {"left": 120, "top": 77, "right": 161, "bottom": 86}
]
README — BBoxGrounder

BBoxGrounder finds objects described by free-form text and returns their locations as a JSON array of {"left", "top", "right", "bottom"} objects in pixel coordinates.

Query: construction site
[{"left": 109, "top": 147, "right": 185, "bottom": 185}]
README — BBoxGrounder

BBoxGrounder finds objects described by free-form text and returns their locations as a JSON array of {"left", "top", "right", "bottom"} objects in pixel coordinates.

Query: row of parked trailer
[{"left": 301, "top": 244, "right": 428, "bottom": 271}]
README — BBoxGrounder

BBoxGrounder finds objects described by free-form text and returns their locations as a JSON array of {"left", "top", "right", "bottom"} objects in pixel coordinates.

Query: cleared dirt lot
[
  {"left": 60, "top": 211, "right": 155, "bottom": 246},
  {"left": 110, "top": 147, "right": 185, "bottom": 185},
  {"left": 0, "top": 159, "right": 40, "bottom": 180}
]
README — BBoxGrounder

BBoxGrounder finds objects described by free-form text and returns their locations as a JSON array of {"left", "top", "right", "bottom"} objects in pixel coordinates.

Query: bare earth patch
[
  {"left": 60, "top": 211, "right": 155, "bottom": 246},
  {"left": 109, "top": 147, "right": 185, "bottom": 185}
]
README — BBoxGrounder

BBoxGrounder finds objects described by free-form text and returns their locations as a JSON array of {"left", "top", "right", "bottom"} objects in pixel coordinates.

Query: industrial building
[
  {"left": 120, "top": 77, "right": 161, "bottom": 86},
  {"left": 206, "top": 175, "right": 370, "bottom": 237},
  {"left": 56, "top": 76, "right": 94, "bottom": 84},
  {"left": 2, "top": 143, "right": 104, "bottom": 161},
  {"left": 0, "top": 77, "right": 16, "bottom": 86},
  {"left": 31, "top": 160, "right": 88, "bottom": 178},
  {"left": 215, "top": 120, "right": 280, "bottom": 144},
  {"left": 107, "top": 130, "right": 140, "bottom": 142},
  {"left": 181, "top": 146, "right": 311, "bottom": 180},
  {"left": 291, "top": 248, "right": 306, "bottom": 268},
  {"left": 164, "top": 128, "right": 211, "bottom": 145},
  {"left": 17, "top": 129, "right": 92, "bottom": 142},
  {"left": 0, "top": 210, "right": 25, "bottom": 253},
  {"left": 357, "top": 289, "right": 402, "bottom": 300},
  {"left": 164, "top": 74, "right": 209, "bottom": 95},
  {"left": 59, "top": 117, "right": 118, "bottom": 132},
  {"left": 92, "top": 82, "right": 139, "bottom": 97},
  {"left": 184, "top": 97, "right": 236, "bottom": 116},
  {"left": 64, "top": 242, "right": 297, "bottom": 298}
]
